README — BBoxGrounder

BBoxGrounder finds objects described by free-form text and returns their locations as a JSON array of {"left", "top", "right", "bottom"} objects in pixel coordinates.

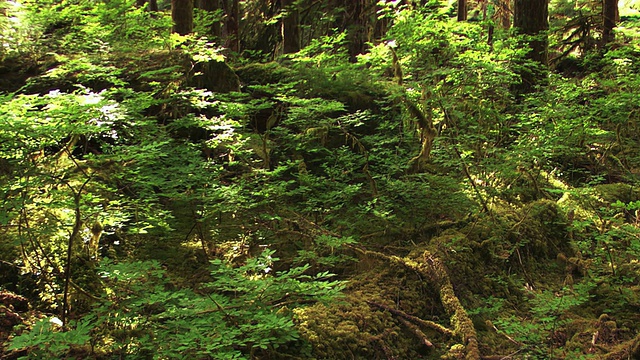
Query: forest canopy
[{"left": 1, "top": 0, "right": 640, "bottom": 359}]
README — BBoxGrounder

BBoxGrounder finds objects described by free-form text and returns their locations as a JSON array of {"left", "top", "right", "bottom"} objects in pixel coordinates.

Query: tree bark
[
  {"left": 602, "top": 0, "right": 618, "bottom": 45},
  {"left": 513, "top": 0, "right": 549, "bottom": 93},
  {"left": 500, "top": 0, "right": 511, "bottom": 29},
  {"left": 458, "top": 0, "right": 467, "bottom": 21},
  {"left": 172, "top": 0, "right": 194, "bottom": 35},
  {"left": 197, "top": 0, "right": 223, "bottom": 38},
  {"left": 149, "top": 0, "right": 158, "bottom": 12},
  {"left": 342, "top": 0, "right": 373, "bottom": 62},
  {"left": 282, "top": 0, "right": 300, "bottom": 54},
  {"left": 222, "top": 0, "right": 240, "bottom": 52}
]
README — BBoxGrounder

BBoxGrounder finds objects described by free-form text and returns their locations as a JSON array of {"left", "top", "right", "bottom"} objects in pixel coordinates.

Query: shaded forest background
[{"left": 1, "top": 0, "right": 640, "bottom": 358}]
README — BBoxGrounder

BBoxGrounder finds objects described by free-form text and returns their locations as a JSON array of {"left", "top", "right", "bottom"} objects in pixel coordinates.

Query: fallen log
[{"left": 354, "top": 246, "right": 480, "bottom": 360}]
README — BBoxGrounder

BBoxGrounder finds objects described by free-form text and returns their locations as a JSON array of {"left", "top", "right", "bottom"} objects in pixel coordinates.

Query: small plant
[
  {"left": 8, "top": 251, "right": 344, "bottom": 359},
  {"left": 8, "top": 317, "right": 93, "bottom": 359}
]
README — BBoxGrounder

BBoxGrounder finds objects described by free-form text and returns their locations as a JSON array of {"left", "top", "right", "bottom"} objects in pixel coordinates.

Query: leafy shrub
[{"left": 8, "top": 251, "right": 344, "bottom": 359}]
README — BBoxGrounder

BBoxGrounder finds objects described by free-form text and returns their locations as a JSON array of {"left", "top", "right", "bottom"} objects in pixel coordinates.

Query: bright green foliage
[
  {"left": 2, "top": 0, "right": 640, "bottom": 358},
  {"left": 9, "top": 252, "right": 343, "bottom": 359},
  {"left": 8, "top": 317, "right": 92, "bottom": 359}
]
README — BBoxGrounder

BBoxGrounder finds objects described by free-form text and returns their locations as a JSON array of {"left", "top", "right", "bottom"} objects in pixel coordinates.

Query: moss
[
  {"left": 235, "top": 62, "right": 296, "bottom": 86},
  {"left": 594, "top": 183, "right": 640, "bottom": 204},
  {"left": 293, "top": 262, "right": 449, "bottom": 359},
  {"left": 187, "top": 60, "right": 240, "bottom": 93},
  {"left": 294, "top": 298, "right": 409, "bottom": 359}
]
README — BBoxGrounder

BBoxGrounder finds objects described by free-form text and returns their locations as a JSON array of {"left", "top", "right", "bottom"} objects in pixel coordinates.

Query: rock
[{"left": 188, "top": 60, "right": 240, "bottom": 93}]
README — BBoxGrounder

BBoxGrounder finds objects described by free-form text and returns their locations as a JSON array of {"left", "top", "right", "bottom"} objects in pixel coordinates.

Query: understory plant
[{"left": 8, "top": 250, "right": 344, "bottom": 359}]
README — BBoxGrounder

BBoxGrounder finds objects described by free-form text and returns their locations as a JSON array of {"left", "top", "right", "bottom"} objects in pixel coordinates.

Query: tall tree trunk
[
  {"left": 344, "top": 0, "right": 373, "bottom": 62},
  {"left": 172, "top": 0, "right": 194, "bottom": 35},
  {"left": 513, "top": 0, "right": 548, "bottom": 93},
  {"left": 373, "top": 0, "right": 389, "bottom": 41},
  {"left": 602, "top": 0, "right": 618, "bottom": 45},
  {"left": 197, "top": 0, "right": 223, "bottom": 38},
  {"left": 457, "top": 0, "right": 467, "bottom": 21},
  {"left": 500, "top": 0, "right": 511, "bottom": 28},
  {"left": 222, "top": 0, "right": 240, "bottom": 52},
  {"left": 282, "top": 0, "right": 300, "bottom": 54},
  {"left": 149, "top": 0, "right": 158, "bottom": 12}
]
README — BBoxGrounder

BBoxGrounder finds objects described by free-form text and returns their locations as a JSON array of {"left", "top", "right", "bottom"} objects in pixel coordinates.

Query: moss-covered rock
[
  {"left": 187, "top": 60, "right": 240, "bottom": 93},
  {"left": 235, "top": 62, "right": 296, "bottom": 86}
]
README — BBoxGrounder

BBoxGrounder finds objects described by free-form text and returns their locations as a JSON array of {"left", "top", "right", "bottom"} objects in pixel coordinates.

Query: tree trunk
[
  {"left": 513, "top": 0, "right": 548, "bottom": 93},
  {"left": 343, "top": 0, "right": 373, "bottom": 62},
  {"left": 373, "top": 0, "right": 389, "bottom": 41},
  {"left": 197, "top": 0, "right": 223, "bottom": 39},
  {"left": 282, "top": 0, "right": 300, "bottom": 54},
  {"left": 457, "top": 0, "right": 467, "bottom": 21},
  {"left": 500, "top": 0, "right": 511, "bottom": 28},
  {"left": 602, "top": 0, "right": 618, "bottom": 45},
  {"left": 172, "top": 0, "right": 194, "bottom": 35},
  {"left": 222, "top": 0, "right": 240, "bottom": 52},
  {"left": 149, "top": 0, "right": 158, "bottom": 12}
]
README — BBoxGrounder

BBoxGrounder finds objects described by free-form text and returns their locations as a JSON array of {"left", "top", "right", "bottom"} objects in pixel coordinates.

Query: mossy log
[
  {"left": 423, "top": 250, "right": 480, "bottom": 360},
  {"left": 602, "top": 332, "right": 640, "bottom": 360},
  {"left": 355, "top": 247, "right": 480, "bottom": 360}
]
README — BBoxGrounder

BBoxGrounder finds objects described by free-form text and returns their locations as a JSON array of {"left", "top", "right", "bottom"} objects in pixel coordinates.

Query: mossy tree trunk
[
  {"left": 197, "top": 0, "right": 223, "bottom": 39},
  {"left": 137, "top": 0, "right": 158, "bottom": 12},
  {"left": 356, "top": 247, "right": 480, "bottom": 360},
  {"left": 422, "top": 251, "right": 480, "bottom": 360},
  {"left": 172, "top": 0, "right": 194, "bottom": 35},
  {"left": 342, "top": 0, "right": 374, "bottom": 62}
]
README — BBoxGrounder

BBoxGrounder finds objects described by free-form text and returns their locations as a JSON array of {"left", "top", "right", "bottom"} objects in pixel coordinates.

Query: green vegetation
[{"left": 1, "top": 0, "right": 640, "bottom": 359}]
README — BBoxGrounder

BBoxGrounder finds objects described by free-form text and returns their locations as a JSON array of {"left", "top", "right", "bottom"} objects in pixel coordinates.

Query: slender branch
[
  {"left": 61, "top": 176, "right": 92, "bottom": 328},
  {"left": 397, "top": 317, "right": 434, "bottom": 348},
  {"left": 366, "top": 300, "right": 453, "bottom": 336}
]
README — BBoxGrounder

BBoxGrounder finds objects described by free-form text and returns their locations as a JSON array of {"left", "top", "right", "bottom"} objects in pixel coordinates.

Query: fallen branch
[
  {"left": 355, "top": 246, "right": 480, "bottom": 360},
  {"left": 397, "top": 317, "right": 434, "bottom": 348},
  {"left": 366, "top": 300, "right": 453, "bottom": 336},
  {"left": 423, "top": 250, "right": 480, "bottom": 360}
]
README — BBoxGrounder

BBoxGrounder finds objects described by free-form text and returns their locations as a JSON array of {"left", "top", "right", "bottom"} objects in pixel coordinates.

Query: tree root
[{"left": 355, "top": 247, "right": 480, "bottom": 360}]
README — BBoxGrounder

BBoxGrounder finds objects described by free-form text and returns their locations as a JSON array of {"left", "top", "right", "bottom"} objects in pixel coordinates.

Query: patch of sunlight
[{"left": 620, "top": 0, "right": 640, "bottom": 16}]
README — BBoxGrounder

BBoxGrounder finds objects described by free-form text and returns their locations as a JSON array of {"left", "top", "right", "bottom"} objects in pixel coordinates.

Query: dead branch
[
  {"left": 366, "top": 300, "right": 453, "bottom": 336},
  {"left": 397, "top": 317, "right": 434, "bottom": 348},
  {"left": 355, "top": 247, "right": 480, "bottom": 360}
]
